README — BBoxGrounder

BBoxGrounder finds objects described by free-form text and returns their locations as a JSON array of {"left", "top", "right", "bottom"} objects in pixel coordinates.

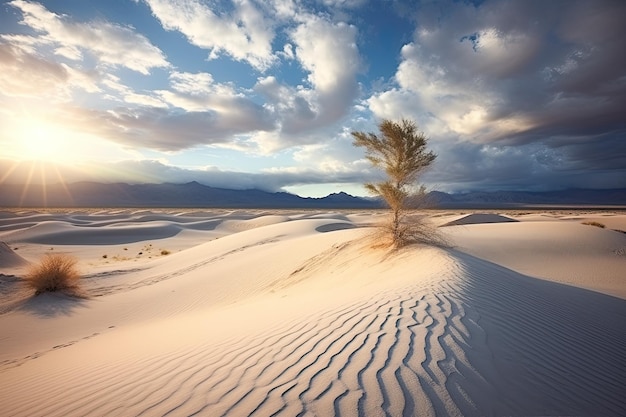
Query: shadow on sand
[
  {"left": 447, "top": 249, "right": 626, "bottom": 415},
  {"left": 18, "top": 292, "right": 88, "bottom": 318}
]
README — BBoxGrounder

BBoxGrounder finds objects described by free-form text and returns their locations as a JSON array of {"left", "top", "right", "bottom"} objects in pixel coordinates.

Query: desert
[
  {"left": 1, "top": 208, "right": 625, "bottom": 416},
  {"left": 2, "top": 0, "right": 626, "bottom": 415}
]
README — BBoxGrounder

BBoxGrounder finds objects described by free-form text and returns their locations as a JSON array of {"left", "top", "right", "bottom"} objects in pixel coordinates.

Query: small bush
[
  {"left": 24, "top": 254, "right": 81, "bottom": 295},
  {"left": 160, "top": 249, "right": 171, "bottom": 255},
  {"left": 582, "top": 221, "right": 605, "bottom": 228},
  {"left": 370, "top": 213, "right": 449, "bottom": 249}
]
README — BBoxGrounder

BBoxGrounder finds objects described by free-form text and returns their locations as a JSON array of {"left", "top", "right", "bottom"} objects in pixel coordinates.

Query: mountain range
[
  {"left": 0, "top": 181, "right": 375, "bottom": 209},
  {"left": 1, "top": 181, "right": 625, "bottom": 208}
]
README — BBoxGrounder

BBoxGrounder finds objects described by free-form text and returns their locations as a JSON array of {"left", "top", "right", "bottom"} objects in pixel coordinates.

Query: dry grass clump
[
  {"left": 160, "top": 249, "right": 171, "bottom": 255},
  {"left": 582, "top": 221, "right": 606, "bottom": 228},
  {"left": 369, "top": 212, "right": 449, "bottom": 249},
  {"left": 24, "top": 253, "right": 82, "bottom": 295}
]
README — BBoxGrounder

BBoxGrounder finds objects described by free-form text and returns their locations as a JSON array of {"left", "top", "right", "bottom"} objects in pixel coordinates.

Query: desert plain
[{"left": 1, "top": 208, "right": 625, "bottom": 416}]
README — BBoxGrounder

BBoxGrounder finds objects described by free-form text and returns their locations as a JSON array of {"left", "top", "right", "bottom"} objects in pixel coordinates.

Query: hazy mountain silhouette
[
  {"left": 0, "top": 182, "right": 624, "bottom": 208},
  {"left": 426, "top": 189, "right": 626, "bottom": 208},
  {"left": 0, "top": 181, "right": 378, "bottom": 208}
]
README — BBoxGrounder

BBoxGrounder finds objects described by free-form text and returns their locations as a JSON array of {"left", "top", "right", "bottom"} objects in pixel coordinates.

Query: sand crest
[
  {"left": 0, "top": 242, "right": 29, "bottom": 268},
  {"left": 440, "top": 212, "right": 518, "bottom": 226}
]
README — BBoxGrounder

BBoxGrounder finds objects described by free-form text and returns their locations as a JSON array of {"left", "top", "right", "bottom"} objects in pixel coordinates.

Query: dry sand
[{"left": 0, "top": 209, "right": 625, "bottom": 416}]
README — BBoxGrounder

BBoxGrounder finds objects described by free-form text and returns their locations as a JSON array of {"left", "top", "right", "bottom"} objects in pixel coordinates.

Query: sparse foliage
[
  {"left": 24, "top": 253, "right": 82, "bottom": 295},
  {"left": 582, "top": 221, "right": 605, "bottom": 228},
  {"left": 352, "top": 118, "right": 437, "bottom": 247}
]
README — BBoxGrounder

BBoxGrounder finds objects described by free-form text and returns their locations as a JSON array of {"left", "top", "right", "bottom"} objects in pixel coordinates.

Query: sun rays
[{"left": 1, "top": 160, "right": 74, "bottom": 207}]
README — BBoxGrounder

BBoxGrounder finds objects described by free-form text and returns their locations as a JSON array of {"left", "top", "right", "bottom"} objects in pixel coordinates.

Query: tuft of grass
[
  {"left": 24, "top": 253, "right": 82, "bottom": 295},
  {"left": 368, "top": 212, "right": 449, "bottom": 250},
  {"left": 160, "top": 249, "right": 171, "bottom": 256},
  {"left": 102, "top": 254, "right": 108, "bottom": 259},
  {"left": 582, "top": 221, "right": 605, "bottom": 228}
]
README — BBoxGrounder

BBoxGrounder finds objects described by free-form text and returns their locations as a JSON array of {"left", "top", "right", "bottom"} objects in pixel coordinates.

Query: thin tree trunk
[
  {"left": 392, "top": 206, "right": 401, "bottom": 245},
  {"left": 392, "top": 181, "right": 403, "bottom": 246}
]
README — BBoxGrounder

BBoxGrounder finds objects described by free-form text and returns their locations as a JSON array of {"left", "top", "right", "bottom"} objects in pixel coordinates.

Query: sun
[{"left": 13, "top": 119, "right": 76, "bottom": 163}]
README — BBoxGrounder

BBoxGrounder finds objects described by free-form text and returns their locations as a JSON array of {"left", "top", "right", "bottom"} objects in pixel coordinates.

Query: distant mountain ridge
[
  {"left": 0, "top": 182, "right": 624, "bottom": 208},
  {"left": 426, "top": 188, "right": 626, "bottom": 208},
  {"left": 0, "top": 181, "right": 377, "bottom": 209}
]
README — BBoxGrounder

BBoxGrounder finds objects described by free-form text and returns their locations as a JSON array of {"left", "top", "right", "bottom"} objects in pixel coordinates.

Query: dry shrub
[
  {"left": 160, "top": 249, "right": 171, "bottom": 255},
  {"left": 370, "top": 212, "right": 449, "bottom": 249},
  {"left": 24, "top": 253, "right": 82, "bottom": 295},
  {"left": 582, "top": 221, "right": 605, "bottom": 228}
]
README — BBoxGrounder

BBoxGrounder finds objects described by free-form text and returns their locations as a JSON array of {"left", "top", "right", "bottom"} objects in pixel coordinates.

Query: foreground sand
[{"left": 1, "top": 209, "right": 625, "bottom": 416}]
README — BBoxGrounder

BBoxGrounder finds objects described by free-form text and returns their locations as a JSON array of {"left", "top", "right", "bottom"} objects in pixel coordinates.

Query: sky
[{"left": 0, "top": 0, "right": 625, "bottom": 197}]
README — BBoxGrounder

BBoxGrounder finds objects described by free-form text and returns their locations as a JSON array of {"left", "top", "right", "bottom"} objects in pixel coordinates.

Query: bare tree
[{"left": 352, "top": 118, "right": 437, "bottom": 248}]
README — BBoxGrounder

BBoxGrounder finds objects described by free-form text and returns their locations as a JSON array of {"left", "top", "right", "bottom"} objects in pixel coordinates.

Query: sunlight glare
[{"left": 14, "top": 119, "right": 74, "bottom": 163}]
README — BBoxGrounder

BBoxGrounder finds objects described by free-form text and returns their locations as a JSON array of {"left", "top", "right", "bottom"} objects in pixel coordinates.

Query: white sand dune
[
  {"left": 0, "top": 210, "right": 625, "bottom": 416},
  {"left": 0, "top": 242, "right": 29, "bottom": 268},
  {"left": 440, "top": 212, "right": 518, "bottom": 226},
  {"left": 447, "top": 220, "right": 626, "bottom": 298},
  {"left": 0, "top": 242, "right": 31, "bottom": 313}
]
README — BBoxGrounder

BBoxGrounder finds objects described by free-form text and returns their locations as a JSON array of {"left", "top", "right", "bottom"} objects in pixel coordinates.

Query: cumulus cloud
[
  {"left": 50, "top": 103, "right": 272, "bottom": 152},
  {"left": 8, "top": 0, "right": 169, "bottom": 74},
  {"left": 369, "top": 0, "right": 626, "bottom": 138},
  {"left": 0, "top": 41, "right": 69, "bottom": 97},
  {"left": 2, "top": 1, "right": 365, "bottom": 157},
  {"left": 141, "top": 0, "right": 275, "bottom": 71},
  {"left": 0, "top": 40, "right": 103, "bottom": 100},
  {"left": 19, "top": 69, "right": 275, "bottom": 154},
  {"left": 102, "top": 74, "right": 167, "bottom": 108},
  {"left": 158, "top": 71, "right": 272, "bottom": 126},
  {"left": 367, "top": 0, "right": 626, "bottom": 191},
  {"left": 251, "top": 14, "right": 363, "bottom": 151},
  {"left": 291, "top": 16, "right": 360, "bottom": 99},
  {"left": 422, "top": 136, "right": 626, "bottom": 192}
]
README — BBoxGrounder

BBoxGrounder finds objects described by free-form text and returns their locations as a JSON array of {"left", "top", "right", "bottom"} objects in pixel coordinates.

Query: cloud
[
  {"left": 2, "top": 0, "right": 623, "bottom": 195},
  {"left": 0, "top": 40, "right": 69, "bottom": 97},
  {"left": 251, "top": 14, "right": 363, "bottom": 151},
  {"left": 0, "top": 39, "right": 103, "bottom": 100},
  {"left": 370, "top": 0, "right": 626, "bottom": 139},
  {"left": 2, "top": 1, "right": 364, "bottom": 157},
  {"left": 141, "top": 0, "right": 275, "bottom": 71},
  {"left": 422, "top": 136, "right": 626, "bottom": 192},
  {"left": 0, "top": 158, "right": 372, "bottom": 193},
  {"left": 102, "top": 74, "right": 167, "bottom": 108},
  {"left": 366, "top": 0, "right": 626, "bottom": 191},
  {"left": 320, "top": 0, "right": 366, "bottom": 8},
  {"left": 0, "top": 64, "right": 275, "bottom": 153},
  {"left": 158, "top": 71, "right": 272, "bottom": 125},
  {"left": 52, "top": 104, "right": 272, "bottom": 152},
  {"left": 8, "top": 0, "right": 169, "bottom": 75},
  {"left": 291, "top": 15, "right": 360, "bottom": 97}
]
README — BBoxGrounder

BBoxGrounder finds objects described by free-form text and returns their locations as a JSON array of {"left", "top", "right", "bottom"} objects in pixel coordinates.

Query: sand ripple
[
  {"left": 1, "top": 211, "right": 625, "bottom": 416},
  {"left": 2, "top": 248, "right": 624, "bottom": 416}
]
